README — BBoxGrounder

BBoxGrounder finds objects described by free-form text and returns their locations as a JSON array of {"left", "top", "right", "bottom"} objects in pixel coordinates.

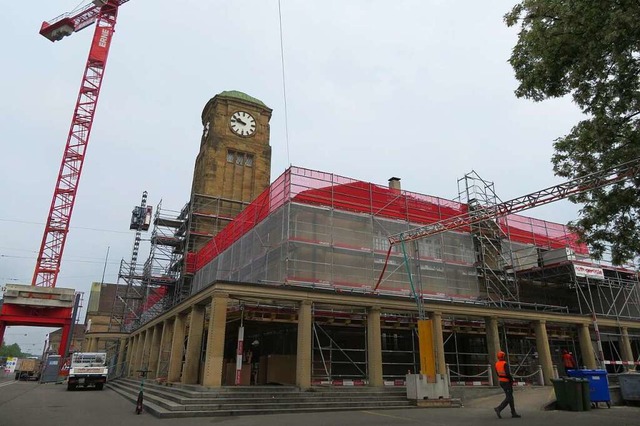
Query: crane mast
[{"left": 33, "top": 1, "right": 123, "bottom": 287}]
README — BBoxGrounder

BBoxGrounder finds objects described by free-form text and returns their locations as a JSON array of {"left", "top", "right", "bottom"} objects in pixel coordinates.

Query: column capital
[
  {"left": 300, "top": 300, "right": 312, "bottom": 307},
  {"left": 536, "top": 319, "right": 547, "bottom": 325},
  {"left": 368, "top": 306, "right": 381, "bottom": 313},
  {"left": 211, "top": 291, "right": 230, "bottom": 300}
]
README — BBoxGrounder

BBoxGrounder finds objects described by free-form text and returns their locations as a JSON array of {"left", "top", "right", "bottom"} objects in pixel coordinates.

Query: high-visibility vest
[
  {"left": 562, "top": 353, "right": 575, "bottom": 368},
  {"left": 495, "top": 360, "right": 510, "bottom": 382}
]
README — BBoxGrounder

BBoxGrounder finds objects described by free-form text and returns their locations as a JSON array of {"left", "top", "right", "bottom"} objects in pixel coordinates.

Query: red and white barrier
[{"left": 604, "top": 360, "right": 640, "bottom": 366}]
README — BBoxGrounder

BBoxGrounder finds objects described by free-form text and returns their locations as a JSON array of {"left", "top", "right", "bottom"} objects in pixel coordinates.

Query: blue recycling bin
[{"left": 567, "top": 369, "right": 611, "bottom": 408}]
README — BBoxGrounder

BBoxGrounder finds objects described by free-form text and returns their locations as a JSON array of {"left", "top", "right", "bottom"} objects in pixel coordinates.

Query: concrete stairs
[{"left": 107, "top": 378, "right": 416, "bottom": 418}]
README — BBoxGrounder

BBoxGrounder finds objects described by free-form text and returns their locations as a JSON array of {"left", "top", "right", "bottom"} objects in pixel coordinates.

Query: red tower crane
[
  {"left": 0, "top": 0, "right": 131, "bottom": 361},
  {"left": 33, "top": 0, "right": 130, "bottom": 288}
]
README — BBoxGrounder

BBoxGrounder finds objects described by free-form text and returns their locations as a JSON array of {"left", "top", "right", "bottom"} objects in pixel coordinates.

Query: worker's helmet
[{"left": 497, "top": 350, "right": 506, "bottom": 360}]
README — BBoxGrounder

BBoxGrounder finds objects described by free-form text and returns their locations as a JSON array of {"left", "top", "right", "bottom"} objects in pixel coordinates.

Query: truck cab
[{"left": 67, "top": 352, "right": 108, "bottom": 391}]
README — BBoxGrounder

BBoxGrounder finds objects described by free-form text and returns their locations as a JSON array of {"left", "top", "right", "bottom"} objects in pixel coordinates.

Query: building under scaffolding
[
  {"left": 186, "top": 166, "right": 639, "bottom": 317},
  {"left": 91, "top": 166, "right": 640, "bottom": 387}
]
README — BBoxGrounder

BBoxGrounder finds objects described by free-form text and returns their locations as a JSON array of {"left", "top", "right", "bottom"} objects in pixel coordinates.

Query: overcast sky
[{"left": 0, "top": 0, "right": 584, "bottom": 352}]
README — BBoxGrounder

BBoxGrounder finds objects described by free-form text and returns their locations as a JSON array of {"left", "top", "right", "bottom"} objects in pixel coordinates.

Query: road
[{"left": 1, "top": 375, "right": 639, "bottom": 426}]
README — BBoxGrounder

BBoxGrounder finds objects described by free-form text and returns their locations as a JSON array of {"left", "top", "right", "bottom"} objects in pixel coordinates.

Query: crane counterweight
[{"left": 40, "top": 19, "right": 75, "bottom": 42}]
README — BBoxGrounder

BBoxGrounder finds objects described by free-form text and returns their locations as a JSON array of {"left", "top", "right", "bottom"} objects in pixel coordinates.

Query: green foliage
[
  {"left": 505, "top": 1, "right": 640, "bottom": 264},
  {"left": 0, "top": 341, "right": 24, "bottom": 358}
]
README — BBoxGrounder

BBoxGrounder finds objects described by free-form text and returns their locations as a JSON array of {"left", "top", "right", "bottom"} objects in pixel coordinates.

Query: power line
[
  {"left": 0, "top": 247, "right": 129, "bottom": 262},
  {"left": 0, "top": 218, "right": 132, "bottom": 235},
  {"left": 0, "top": 254, "right": 121, "bottom": 265},
  {"left": 278, "top": 0, "right": 291, "bottom": 166}
]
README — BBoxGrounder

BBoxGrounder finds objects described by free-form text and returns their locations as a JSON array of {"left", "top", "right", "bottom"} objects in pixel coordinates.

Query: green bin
[
  {"left": 565, "top": 378, "right": 585, "bottom": 411},
  {"left": 552, "top": 378, "right": 569, "bottom": 410},
  {"left": 579, "top": 378, "right": 591, "bottom": 410}
]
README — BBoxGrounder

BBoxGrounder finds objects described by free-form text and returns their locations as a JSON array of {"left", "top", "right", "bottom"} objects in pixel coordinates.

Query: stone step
[
  {"left": 118, "top": 377, "right": 406, "bottom": 398},
  {"left": 108, "top": 378, "right": 415, "bottom": 418},
  {"left": 114, "top": 383, "right": 406, "bottom": 406},
  {"left": 108, "top": 383, "right": 414, "bottom": 419},
  {"left": 112, "top": 380, "right": 409, "bottom": 405}
]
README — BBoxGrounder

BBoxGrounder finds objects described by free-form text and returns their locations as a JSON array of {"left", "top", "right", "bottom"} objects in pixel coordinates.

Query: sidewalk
[{"left": 463, "top": 385, "right": 556, "bottom": 411}]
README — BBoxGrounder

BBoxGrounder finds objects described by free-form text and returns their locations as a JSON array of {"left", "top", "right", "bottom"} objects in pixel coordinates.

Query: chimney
[{"left": 388, "top": 177, "right": 401, "bottom": 192}]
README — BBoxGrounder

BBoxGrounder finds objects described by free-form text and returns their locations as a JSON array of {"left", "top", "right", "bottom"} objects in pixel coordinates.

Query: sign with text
[{"left": 574, "top": 264, "right": 605, "bottom": 280}]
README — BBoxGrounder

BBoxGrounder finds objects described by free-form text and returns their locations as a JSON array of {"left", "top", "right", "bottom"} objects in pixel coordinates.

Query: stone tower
[{"left": 188, "top": 90, "right": 273, "bottom": 253}]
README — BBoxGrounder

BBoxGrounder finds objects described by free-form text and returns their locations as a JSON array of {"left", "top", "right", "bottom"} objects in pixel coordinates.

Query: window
[{"left": 227, "top": 150, "right": 254, "bottom": 167}]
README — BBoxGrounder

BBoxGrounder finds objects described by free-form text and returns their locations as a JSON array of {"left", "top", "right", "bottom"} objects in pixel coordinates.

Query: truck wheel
[
  {"left": 95, "top": 383, "right": 104, "bottom": 390},
  {"left": 67, "top": 383, "right": 76, "bottom": 391}
]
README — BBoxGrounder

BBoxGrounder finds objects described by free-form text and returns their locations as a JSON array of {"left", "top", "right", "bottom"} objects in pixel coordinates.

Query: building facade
[{"left": 88, "top": 91, "right": 640, "bottom": 388}]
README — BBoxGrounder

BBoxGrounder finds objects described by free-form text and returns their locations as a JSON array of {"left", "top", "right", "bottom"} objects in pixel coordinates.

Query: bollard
[
  {"left": 553, "top": 365, "right": 559, "bottom": 379},
  {"left": 488, "top": 364, "right": 494, "bottom": 386},
  {"left": 445, "top": 364, "right": 451, "bottom": 387},
  {"left": 537, "top": 365, "right": 544, "bottom": 386}
]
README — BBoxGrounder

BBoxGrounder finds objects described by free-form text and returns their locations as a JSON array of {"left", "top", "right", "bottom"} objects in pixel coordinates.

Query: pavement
[
  {"left": 0, "top": 377, "right": 638, "bottom": 426},
  {"left": 463, "top": 385, "right": 557, "bottom": 411}
]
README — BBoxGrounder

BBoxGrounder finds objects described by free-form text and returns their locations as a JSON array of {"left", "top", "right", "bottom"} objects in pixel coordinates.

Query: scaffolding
[
  {"left": 118, "top": 166, "right": 639, "bottom": 378},
  {"left": 457, "top": 171, "right": 519, "bottom": 305},
  {"left": 109, "top": 192, "right": 151, "bottom": 332},
  {"left": 191, "top": 167, "right": 607, "bottom": 309}
]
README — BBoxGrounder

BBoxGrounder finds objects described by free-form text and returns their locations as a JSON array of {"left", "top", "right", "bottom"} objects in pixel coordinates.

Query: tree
[
  {"left": 505, "top": 1, "right": 640, "bottom": 264},
  {"left": 0, "top": 341, "right": 24, "bottom": 358}
]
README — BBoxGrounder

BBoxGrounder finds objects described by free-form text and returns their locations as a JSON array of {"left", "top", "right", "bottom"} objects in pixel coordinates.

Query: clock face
[{"left": 229, "top": 111, "right": 256, "bottom": 137}]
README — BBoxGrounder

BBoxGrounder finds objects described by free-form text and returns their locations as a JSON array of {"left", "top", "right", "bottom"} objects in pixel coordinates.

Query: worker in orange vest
[
  {"left": 494, "top": 350, "right": 521, "bottom": 419},
  {"left": 562, "top": 349, "right": 577, "bottom": 373}
]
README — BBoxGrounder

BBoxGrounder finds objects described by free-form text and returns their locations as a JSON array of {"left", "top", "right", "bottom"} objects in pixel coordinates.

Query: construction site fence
[{"left": 446, "top": 363, "right": 547, "bottom": 386}]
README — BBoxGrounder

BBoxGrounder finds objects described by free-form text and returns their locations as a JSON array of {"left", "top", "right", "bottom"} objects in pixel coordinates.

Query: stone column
[
  {"left": 578, "top": 324, "right": 597, "bottom": 369},
  {"left": 367, "top": 306, "right": 383, "bottom": 387},
  {"left": 117, "top": 337, "right": 127, "bottom": 377},
  {"left": 296, "top": 300, "right": 312, "bottom": 390},
  {"left": 125, "top": 336, "right": 136, "bottom": 377},
  {"left": 168, "top": 314, "right": 186, "bottom": 383},
  {"left": 432, "top": 311, "right": 446, "bottom": 377},
  {"left": 133, "top": 333, "right": 143, "bottom": 373},
  {"left": 620, "top": 327, "right": 634, "bottom": 370},
  {"left": 140, "top": 329, "right": 152, "bottom": 371},
  {"left": 485, "top": 316, "right": 500, "bottom": 384},
  {"left": 157, "top": 320, "right": 172, "bottom": 379},
  {"left": 129, "top": 333, "right": 142, "bottom": 377},
  {"left": 203, "top": 293, "right": 229, "bottom": 387},
  {"left": 183, "top": 305, "right": 206, "bottom": 384},
  {"left": 534, "top": 320, "right": 553, "bottom": 385},
  {"left": 148, "top": 324, "right": 162, "bottom": 379}
]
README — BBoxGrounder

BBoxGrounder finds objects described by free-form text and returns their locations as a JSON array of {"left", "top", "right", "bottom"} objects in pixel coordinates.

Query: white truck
[{"left": 67, "top": 352, "right": 108, "bottom": 391}]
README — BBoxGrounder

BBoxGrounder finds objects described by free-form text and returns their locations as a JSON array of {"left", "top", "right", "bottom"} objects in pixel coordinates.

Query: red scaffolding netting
[
  {"left": 124, "top": 286, "right": 168, "bottom": 326},
  {"left": 499, "top": 214, "right": 589, "bottom": 255},
  {"left": 191, "top": 166, "right": 588, "bottom": 272}
]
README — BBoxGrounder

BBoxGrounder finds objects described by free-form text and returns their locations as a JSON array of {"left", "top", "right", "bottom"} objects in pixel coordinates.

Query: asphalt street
[{"left": 1, "top": 376, "right": 638, "bottom": 426}]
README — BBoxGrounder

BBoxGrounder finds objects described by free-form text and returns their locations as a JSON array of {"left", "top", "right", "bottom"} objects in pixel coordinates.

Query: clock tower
[{"left": 188, "top": 90, "right": 273, "bottom": 254}]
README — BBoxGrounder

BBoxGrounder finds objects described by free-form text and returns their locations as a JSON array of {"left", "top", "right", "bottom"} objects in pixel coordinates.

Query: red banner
[{"left": 89, "top": 26, "right": 113, "bottom": 62}]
